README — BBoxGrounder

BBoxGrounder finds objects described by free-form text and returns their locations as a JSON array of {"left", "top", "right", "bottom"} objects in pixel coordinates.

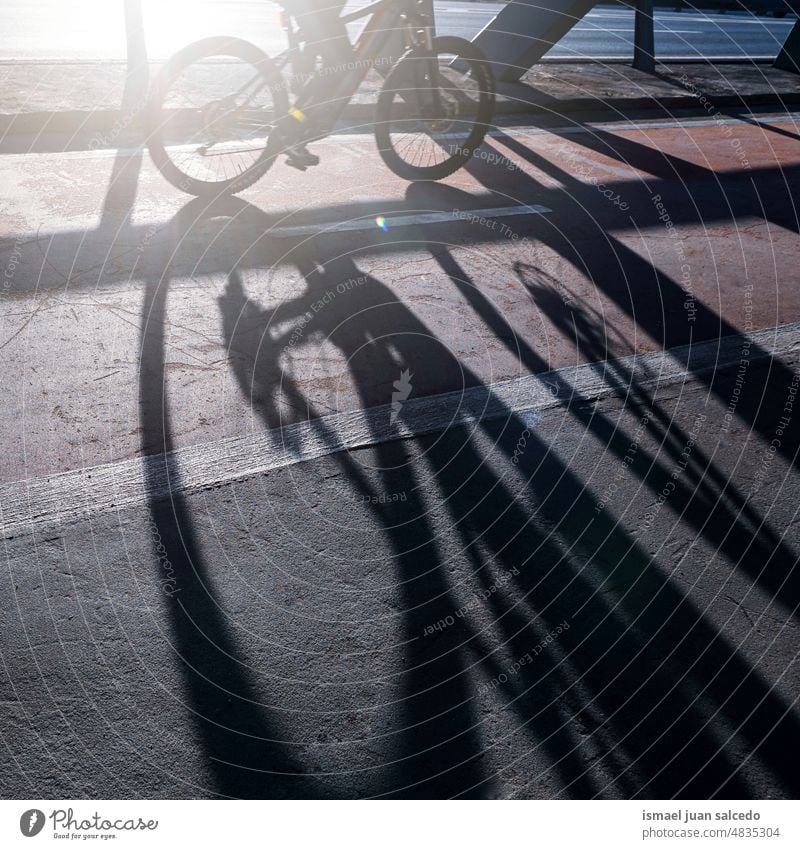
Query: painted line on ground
[
  {"left": 267, "top": 204, "right": 553, "bottom": 237},
  {"left": 2, "top": 322, "right": 799, "bottom": 539}
]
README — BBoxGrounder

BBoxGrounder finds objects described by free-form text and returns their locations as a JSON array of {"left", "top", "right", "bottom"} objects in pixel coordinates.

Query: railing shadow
[
  {"left": 518, "top": 265, "right": 800, "bottom": 616},
  {"left": 186, "top": 196, "right": 799, "bottom": 798},
  {"left": 453, "top": 131, "right": 800, "bottom": 482}
]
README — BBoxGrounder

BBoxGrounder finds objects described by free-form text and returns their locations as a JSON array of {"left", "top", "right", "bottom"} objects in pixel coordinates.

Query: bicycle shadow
[
  {"left": 218, "top": 248, "right": 495, "bottom": 798},
  {"left": 202, "top": 196, "right": 799, "bottom": 798}
]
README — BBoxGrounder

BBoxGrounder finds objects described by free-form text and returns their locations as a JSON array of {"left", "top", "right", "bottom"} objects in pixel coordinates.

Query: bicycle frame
[
  {"left": 201, "top": 0, "right": 440, "bottom": 146},
  {"left": 275, "top": 0, "right": 437, "bottom": 128}
]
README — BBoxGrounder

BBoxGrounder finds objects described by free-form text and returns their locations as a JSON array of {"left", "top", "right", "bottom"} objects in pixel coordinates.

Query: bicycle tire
[
  {"left": 374, "top": 36, "right": 496, "bottom": 182},
  {"left": 147, "top": 37, "right": 289, "bottom": 197}
]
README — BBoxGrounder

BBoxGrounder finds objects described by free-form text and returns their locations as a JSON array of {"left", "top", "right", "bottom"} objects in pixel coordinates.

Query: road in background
[{"left": 0, "top": 1, "right": 794, "bottom": 64}]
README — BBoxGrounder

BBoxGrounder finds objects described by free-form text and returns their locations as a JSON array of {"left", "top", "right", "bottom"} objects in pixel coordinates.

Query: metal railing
[
  {"left": 630, "top": 0, "right": 800, "bottom": 72},
  {"left": 469, "top": 0, "right": 799, "bottom": 83}
]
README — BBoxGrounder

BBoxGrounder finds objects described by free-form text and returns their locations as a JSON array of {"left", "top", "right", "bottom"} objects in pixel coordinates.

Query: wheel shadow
[{"left": 136, "top": 210, "right": 322, "bottom": 798}]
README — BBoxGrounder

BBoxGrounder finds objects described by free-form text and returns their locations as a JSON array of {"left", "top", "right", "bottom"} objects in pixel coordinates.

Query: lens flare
[{"left": 376, "top": 216, "right": 389, "bottom": 232}]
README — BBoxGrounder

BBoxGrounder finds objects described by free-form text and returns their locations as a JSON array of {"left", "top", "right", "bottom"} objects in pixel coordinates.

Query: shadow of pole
[
  {"left": 99, "top": 0, "right": 149, "bottom": 224},
  {"left": 135, "top": 206, "right": 319, "bottom": 799},
  {"left": 418, "top": 234, "right": 799, "bottom": 794}
]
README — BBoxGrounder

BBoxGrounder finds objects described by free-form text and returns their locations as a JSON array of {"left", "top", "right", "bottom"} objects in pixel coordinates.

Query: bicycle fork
[{"left": 406, "top": 0, "right": 443, "bottom": 121}]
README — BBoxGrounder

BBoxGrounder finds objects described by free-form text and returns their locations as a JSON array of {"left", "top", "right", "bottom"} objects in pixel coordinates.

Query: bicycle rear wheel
[
  {"left": 374, "top": 36, "right": 495, "bottom": 182},
  {"left": 147, "top": 37, "right": 289, "bottom": 197}
]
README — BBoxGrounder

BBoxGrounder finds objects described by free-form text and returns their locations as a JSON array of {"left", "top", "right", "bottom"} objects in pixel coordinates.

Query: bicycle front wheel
[
  {"left": 147, "top": 37, "right": 289, "bottom": 197},
  {"left": 374, "top": 36, "right": 495, "bottom": 182}
]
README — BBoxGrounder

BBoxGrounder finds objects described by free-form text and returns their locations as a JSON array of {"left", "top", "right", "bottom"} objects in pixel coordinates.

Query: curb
[
  {"left": 493, "top": 88, "right": 800, "bottom": 117},
  {"left": 3, "top": 89, "right": 800, "bottom": 146}
]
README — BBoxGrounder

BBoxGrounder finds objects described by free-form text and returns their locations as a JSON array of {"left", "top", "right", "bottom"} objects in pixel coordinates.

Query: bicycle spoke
[
  {"left": 158, "top": 53, "right": 277, "bottom": 186},
  {"left": 383, "top": 47, "right": 487, "bottom": 176}
]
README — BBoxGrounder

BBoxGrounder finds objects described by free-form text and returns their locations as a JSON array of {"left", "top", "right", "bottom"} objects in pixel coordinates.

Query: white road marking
[
  {"left": 572, "top": 28, "right": 702, "bottom": 34},
  {"left": 268, "top": 204, "right": 552, "bottom": 237},
  {"left": 506, "top": 113, "right": 800, "bottom": 137},
  {"left": 2, "top": 322, "right": 799, "bottom": 538}
]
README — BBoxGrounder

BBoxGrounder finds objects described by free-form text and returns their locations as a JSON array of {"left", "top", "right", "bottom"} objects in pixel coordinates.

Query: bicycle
[{"left": 146, "top": 0, "right": 496, "bottom": 197}]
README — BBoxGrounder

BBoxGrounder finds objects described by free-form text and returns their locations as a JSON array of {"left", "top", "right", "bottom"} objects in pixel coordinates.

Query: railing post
[
  {"left": 420, "top": 0, "right": 436, "bottom": 38},
  {"left": 122, "top": 0, "right": 149, "bottom": 116},
  {"left": 462, "top": 0, "right": 597, "bottom": 83},
  {"left": 633, "top": 0, "right": 655, "bottom": 73},
  {"left": 775, "top": 18, "right": 800, "bottom": 74}
]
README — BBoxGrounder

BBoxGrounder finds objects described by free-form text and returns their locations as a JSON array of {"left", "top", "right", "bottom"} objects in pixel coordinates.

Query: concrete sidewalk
[{"left": 3, "top": 58, "right": 800, "bottom": 143}]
